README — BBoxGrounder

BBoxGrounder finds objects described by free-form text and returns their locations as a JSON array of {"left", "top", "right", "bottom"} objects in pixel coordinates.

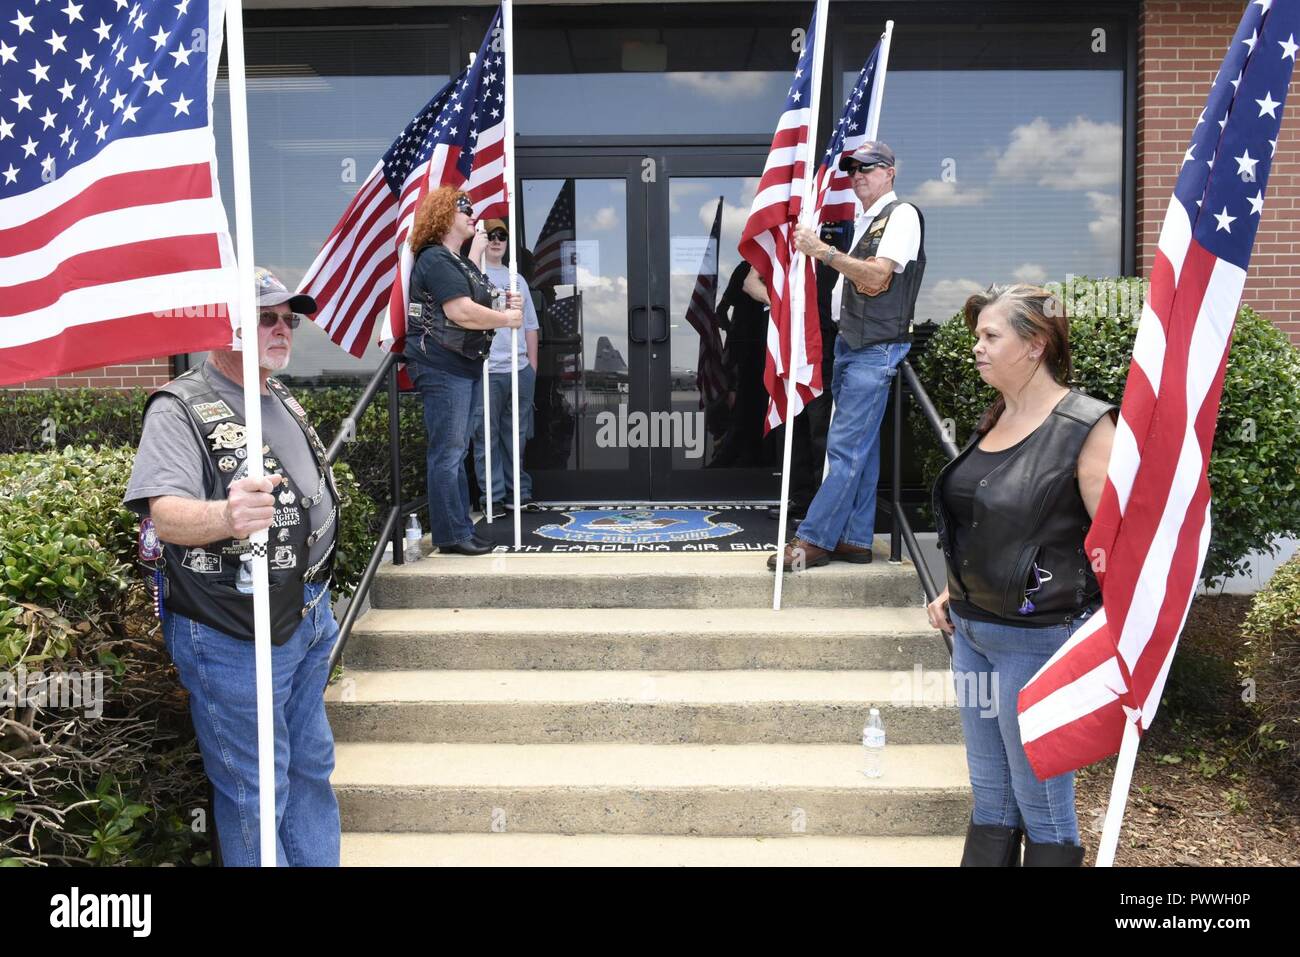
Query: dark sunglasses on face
[
  {"left": 487, "top": 230, "right": 509, "bottom": 242},
  {"left": 455, "top": 197, "right": 474, "bottom": 215},
  {"left": 259, "top": 310, "right": 302, "bottom": 329},
  {"left": 847, "top": 161, "right": 885, "bottom": 176}
]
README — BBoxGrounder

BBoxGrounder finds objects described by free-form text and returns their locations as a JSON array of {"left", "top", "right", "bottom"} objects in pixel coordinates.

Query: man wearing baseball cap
[
  {"left": 769, "top": 140, "right": 927, "bottom": 571},
  {"left": 123, "top": 267, "right": 343, "bottom": 866}
]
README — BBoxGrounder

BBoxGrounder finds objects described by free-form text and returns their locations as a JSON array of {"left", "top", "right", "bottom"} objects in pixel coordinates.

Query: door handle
[
  {"left": 650, "top": 306, "right": 669, "bottom": 343},
  {"left": 630, "top": 305, "right": 648, "bottom": 344}
]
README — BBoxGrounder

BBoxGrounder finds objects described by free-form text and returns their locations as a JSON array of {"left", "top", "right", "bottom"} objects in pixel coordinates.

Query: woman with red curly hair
[{"left": 404, "top": 187, "right": 524, "bottom": 555}]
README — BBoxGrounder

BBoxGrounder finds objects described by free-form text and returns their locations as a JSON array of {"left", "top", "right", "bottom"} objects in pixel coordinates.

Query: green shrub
[
  {"left": 1, "top": 447, "right": 207, "bottom": 865},
  {"left": 1239, "top": 556, "right": 1300, "bottom": 773},
  {"left": 0, "top": 445, "right": 375, "bottom": 864},
  {"left": 912, "top": 278, "right": 1300, "bottom": 584}
]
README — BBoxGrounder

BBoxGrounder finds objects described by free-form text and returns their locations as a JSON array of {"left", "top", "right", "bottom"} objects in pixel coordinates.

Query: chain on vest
[
  {"left": 839, "top": 200, "right": 927, "bottom": 349},
  {"left": 406, "top": 245, "right": 496, "bottom": 361},
  {"left": 144, "top": 366, "right": 339, "bottom": 645}
]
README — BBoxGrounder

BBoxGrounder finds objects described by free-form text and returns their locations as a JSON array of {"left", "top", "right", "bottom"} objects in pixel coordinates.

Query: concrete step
[
  {"left": 340, "top": 832, "right": 965, "bottom": 867},
  {"left": 372, "top": 548, "right": 923, "bottom": 610},
  {"left": 332, "top": 742, "right": 971, "bottom": 836},
  {"left": 325, "top": 669, "right": 963, "bottom": 745},
  {"left": 342, "top": 607, "right": 950, "bottom": 671}
]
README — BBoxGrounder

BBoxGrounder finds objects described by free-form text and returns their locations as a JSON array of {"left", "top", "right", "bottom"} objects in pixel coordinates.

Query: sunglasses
[
  {"left": 455, "top": 197, "right": 474, "bottom": 215},
  {"left": 259, "top": 310, "right": 302, "bottom": 329},
  {"left": 846, "top": 161, "right": 886, "bottom": 176},
  {"left": 486, "top": 230, "right": 509, "bottom": 242}
]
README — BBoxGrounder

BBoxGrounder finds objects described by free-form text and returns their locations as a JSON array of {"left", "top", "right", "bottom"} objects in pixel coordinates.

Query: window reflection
[
  {"left": 206, "top": 27, "right": 450, "bottom": 383},
  {"left": 522, "top": 179, "right": 630, "bottom": 472}
]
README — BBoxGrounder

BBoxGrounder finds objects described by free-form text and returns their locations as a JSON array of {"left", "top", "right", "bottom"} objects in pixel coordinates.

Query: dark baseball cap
[
  {"left": 839, "top": 141, "right": 896, "bottom": 173},
  {"left": 255, "top": 267, "right": 318, "bottom": 315}
]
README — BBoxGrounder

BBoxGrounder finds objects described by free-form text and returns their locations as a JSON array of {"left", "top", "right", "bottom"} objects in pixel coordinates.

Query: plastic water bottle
[
  {"left": 862, "top": 708, "right": 885, "bottom": 778},
  {"left": 404, "top": 514, "right": 424, "bottom": 561},
  {"left": 236, "top": 553, "right": 254, "bottom": 594}
]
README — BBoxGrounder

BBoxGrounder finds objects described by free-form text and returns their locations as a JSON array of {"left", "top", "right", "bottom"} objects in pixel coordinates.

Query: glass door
[
  {"left": 648, "top": 153, "right": 781, "bottom": 500},
  {"left": 519, "top": 155, "right": 651, "bottom": 501}
]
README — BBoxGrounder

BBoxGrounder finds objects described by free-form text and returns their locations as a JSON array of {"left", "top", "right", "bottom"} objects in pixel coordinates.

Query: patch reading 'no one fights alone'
[{"left": 535, "top": 509, "right": 742, "bottom": 545}]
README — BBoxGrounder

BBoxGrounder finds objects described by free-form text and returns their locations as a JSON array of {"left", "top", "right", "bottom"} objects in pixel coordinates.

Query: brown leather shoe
[
  {"left": 829, "top": 541, "right": 874, "bottom": 564},
  {"left": 767, "top": 537, "right": 831, "bottom": 571}
]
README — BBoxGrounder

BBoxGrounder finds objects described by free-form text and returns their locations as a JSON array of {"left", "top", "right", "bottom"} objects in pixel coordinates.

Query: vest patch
[
  {"left": 182, "top": 548, "right": 221, "bottom": 574},
  {"left": 273, "top": 506, "right": 302, "bottom": 528},
  {"left": 209, "top": 422, "right": 248, "bottom": 451},
  {"left": 194, "top": 400, "right": 235, "bottom": 424},
  {"left": 270, "top": 546, "right": 297, "bottom": 570},
  {"left": 218, "top": 455, "right": 238, "bottom": 473}
]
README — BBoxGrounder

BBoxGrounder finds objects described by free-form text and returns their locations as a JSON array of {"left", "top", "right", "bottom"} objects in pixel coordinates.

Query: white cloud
[
  {"left": 1012, "top": 262, "right": 1048, "bottom": 285},
  {"left": 915, "top": 277, "right": 986, "bottom": 323},
  {"left": 588, "top": 206, "right": 619, "bottom": 231},
  {"left": 666, "top": 72, "right": 767, "bottom": 101},
  {"left": 912, "top": 178, "right": 988, "bottom": 207},
  {"left": 1086, "top": 190, "right": 1120, "bottom": 251},
  {"left": 992, "top": 116, "right": 1122, "bottom": 190}
]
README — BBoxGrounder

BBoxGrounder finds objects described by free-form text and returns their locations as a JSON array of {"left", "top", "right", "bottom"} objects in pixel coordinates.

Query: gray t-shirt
[
  {"left": 124, "top": 361, "right": 337, "bottom": 568},
  {"left": 483, "top": 264, "right": 540, "bottom": 374}
]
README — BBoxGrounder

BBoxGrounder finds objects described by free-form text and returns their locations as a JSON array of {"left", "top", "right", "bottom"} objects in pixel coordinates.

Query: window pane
[{"left": 202, "top": 26, "right": 450, "bottom": 382}]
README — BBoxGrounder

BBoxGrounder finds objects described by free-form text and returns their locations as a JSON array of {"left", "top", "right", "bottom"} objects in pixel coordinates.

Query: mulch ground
[{"left": 1073, "top": 595, "right": 1300, "bottom": 866}]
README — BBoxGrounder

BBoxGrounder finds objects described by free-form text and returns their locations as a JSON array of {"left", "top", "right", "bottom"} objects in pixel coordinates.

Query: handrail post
[
  {"left": 889, "top": 369, "right": 903, "bottom": 563},
  {"left": 388, "top": 361, "right": 405, "bottom": 566}
]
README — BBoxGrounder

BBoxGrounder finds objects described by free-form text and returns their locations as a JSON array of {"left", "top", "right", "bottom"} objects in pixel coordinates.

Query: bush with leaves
[
  {"left": 1239, "top": 555, "right": 1300, "bottom": 774},
  {"left": 0, "top": 445, "right": 374, "bottom": 864},
  {"left": 911, "top": 278, "right": 1300, "bottom": 584}
]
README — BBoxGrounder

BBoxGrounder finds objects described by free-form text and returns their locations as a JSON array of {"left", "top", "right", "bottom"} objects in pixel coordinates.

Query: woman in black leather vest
[
  {"left": 926, "top": 284, "right": 1116, "bottom": 867},
  {"left": 404, "top": 187, "right": 524, "bottom": 555}
]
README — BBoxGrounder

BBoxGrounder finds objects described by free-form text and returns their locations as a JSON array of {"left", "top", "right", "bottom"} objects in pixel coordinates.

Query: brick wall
[
  {"left": 1139, "top": 1, "right": 1300, "bottom": 344},
  {"left": 9, "top": 358, "right": 175, "bottom": 391}
]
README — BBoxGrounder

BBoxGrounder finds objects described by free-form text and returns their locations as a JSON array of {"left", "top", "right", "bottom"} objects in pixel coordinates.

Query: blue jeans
[
  {"left": 950, "top": 608, "right": 1085, "bottom": 845},
  {"left": 471, "top": 364, "right": 535, "bottom": 504},
  {"left": 406, "top": 355, "right": 478, "bottom": 546},
  {"left": 162, "top": 582, "right": 340, "bottom": 867},
  {"left": 796, "top": 339, "right": 910, "bottom": 552}
]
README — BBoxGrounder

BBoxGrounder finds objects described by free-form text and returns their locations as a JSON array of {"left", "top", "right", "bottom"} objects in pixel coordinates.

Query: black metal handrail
[
  {"left": 322, "top": 352, "right": 413, "bottom": 675},
  {"left": 887, "top": 358, "right": 959, "bottom": 656}
]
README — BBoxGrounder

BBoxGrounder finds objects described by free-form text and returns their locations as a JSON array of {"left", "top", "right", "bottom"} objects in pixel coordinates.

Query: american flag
[
  {"left": 1017, "top": 0, "right": 1299, "bottom": 781},
  {"left": 0, "top": 0, "right": 237, "bottom": 386},
  {"left": 738, "top": 11, "right": 822, "bottom": 432},
  {"left": 531, "top": 177, "right": 574, "bottom": 294},
  {"left": 683, "top": 197, "right": 726, "bottom": 407},
  {"left": 815, "top": 41, "right": 882, "bottom": 224},
  {"left": 298, "top": 6, "right": 506, "bottom": 357}
]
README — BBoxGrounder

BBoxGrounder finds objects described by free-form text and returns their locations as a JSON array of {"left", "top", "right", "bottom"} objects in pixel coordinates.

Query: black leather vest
[
  {"left": 840, "top": 200, "right": 927, "bottom": 349},
  {"left": 933, "top": 390, "right": 1116, "bottom": 624},
  {"left": 145, "top": 366, "right": 339, "bottom": 645},
  {"left": 406, "top": 245, "right": 496, "bottom": 361}
]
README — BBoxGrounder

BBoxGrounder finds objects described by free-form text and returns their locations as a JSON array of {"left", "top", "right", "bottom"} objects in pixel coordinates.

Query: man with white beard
[{"left": 123, "top": 267, "right": 341, "bottom": 867}]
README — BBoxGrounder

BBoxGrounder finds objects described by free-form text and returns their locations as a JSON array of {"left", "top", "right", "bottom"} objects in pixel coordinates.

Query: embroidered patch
[
  {"left": 272, "top": 506, "right": 302, "bottom": 528},
  {"left": 209, "top": 422, "right": 247, "bottom": 451},
  {"left": 270, "top": 546, "right": 297, "bottom": 570},
  {"left": 194, "top": 400, "right": 236, "bottom": 424},
  {"left": 277, "top": 527, "right": 291, "bottom": 543},
  {"left": 181, "top": 548, "right": 221, "bottom": 574},
  {"left": 285, "top": 396, "right": 307, "bottom": 419},
  {"left": 279, "top": 488, "right": 296, "bottom": 506},
  {"left": 137, "top": 518, "right": 162, "bottom": 563}
]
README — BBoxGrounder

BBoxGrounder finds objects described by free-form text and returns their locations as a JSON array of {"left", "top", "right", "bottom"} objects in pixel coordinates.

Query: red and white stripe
[
  {"left": 0, "top": 128, "right": 237, "bottom": 385},
  {"left": 738, "top": 108, "right": 823, "bottom": 432},
  {"left": 1017, "top": 194, "right": 1239, "bottom": 780}
]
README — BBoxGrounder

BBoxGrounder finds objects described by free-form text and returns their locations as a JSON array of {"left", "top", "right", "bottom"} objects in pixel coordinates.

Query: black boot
[
  {"left": 959, "top": 818, "right": 1024, "bottom": 867},
  {"left": 1023, "top": 840, "right": 1085, "bottom": 866}
]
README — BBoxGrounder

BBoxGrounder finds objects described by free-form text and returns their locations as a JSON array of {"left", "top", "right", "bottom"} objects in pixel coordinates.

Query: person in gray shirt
[{"left": 123, "top": 267, "right": 341, "bottom": 867}]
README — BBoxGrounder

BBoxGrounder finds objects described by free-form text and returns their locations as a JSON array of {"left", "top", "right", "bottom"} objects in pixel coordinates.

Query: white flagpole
[
  {"left": 482, "top": 340, "right": 493, "bottom": 525},
  {"left": 822, "top": 21, "right": 894, "bottom": 484},
  {"left": 223, "top": 0, "right": 276, "bottom": 867},
  {"left": 774, "top": 0, "right": 830, "bottom": 611},
  {"left": 503, "top": 0, "right": 522, "bottom": 549},
  {"left": 865, "top": 21, "right": 893, "bottom": 140},
  {"left": 1095, "top": 712, "right": 1142, "bottom": 867}
]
